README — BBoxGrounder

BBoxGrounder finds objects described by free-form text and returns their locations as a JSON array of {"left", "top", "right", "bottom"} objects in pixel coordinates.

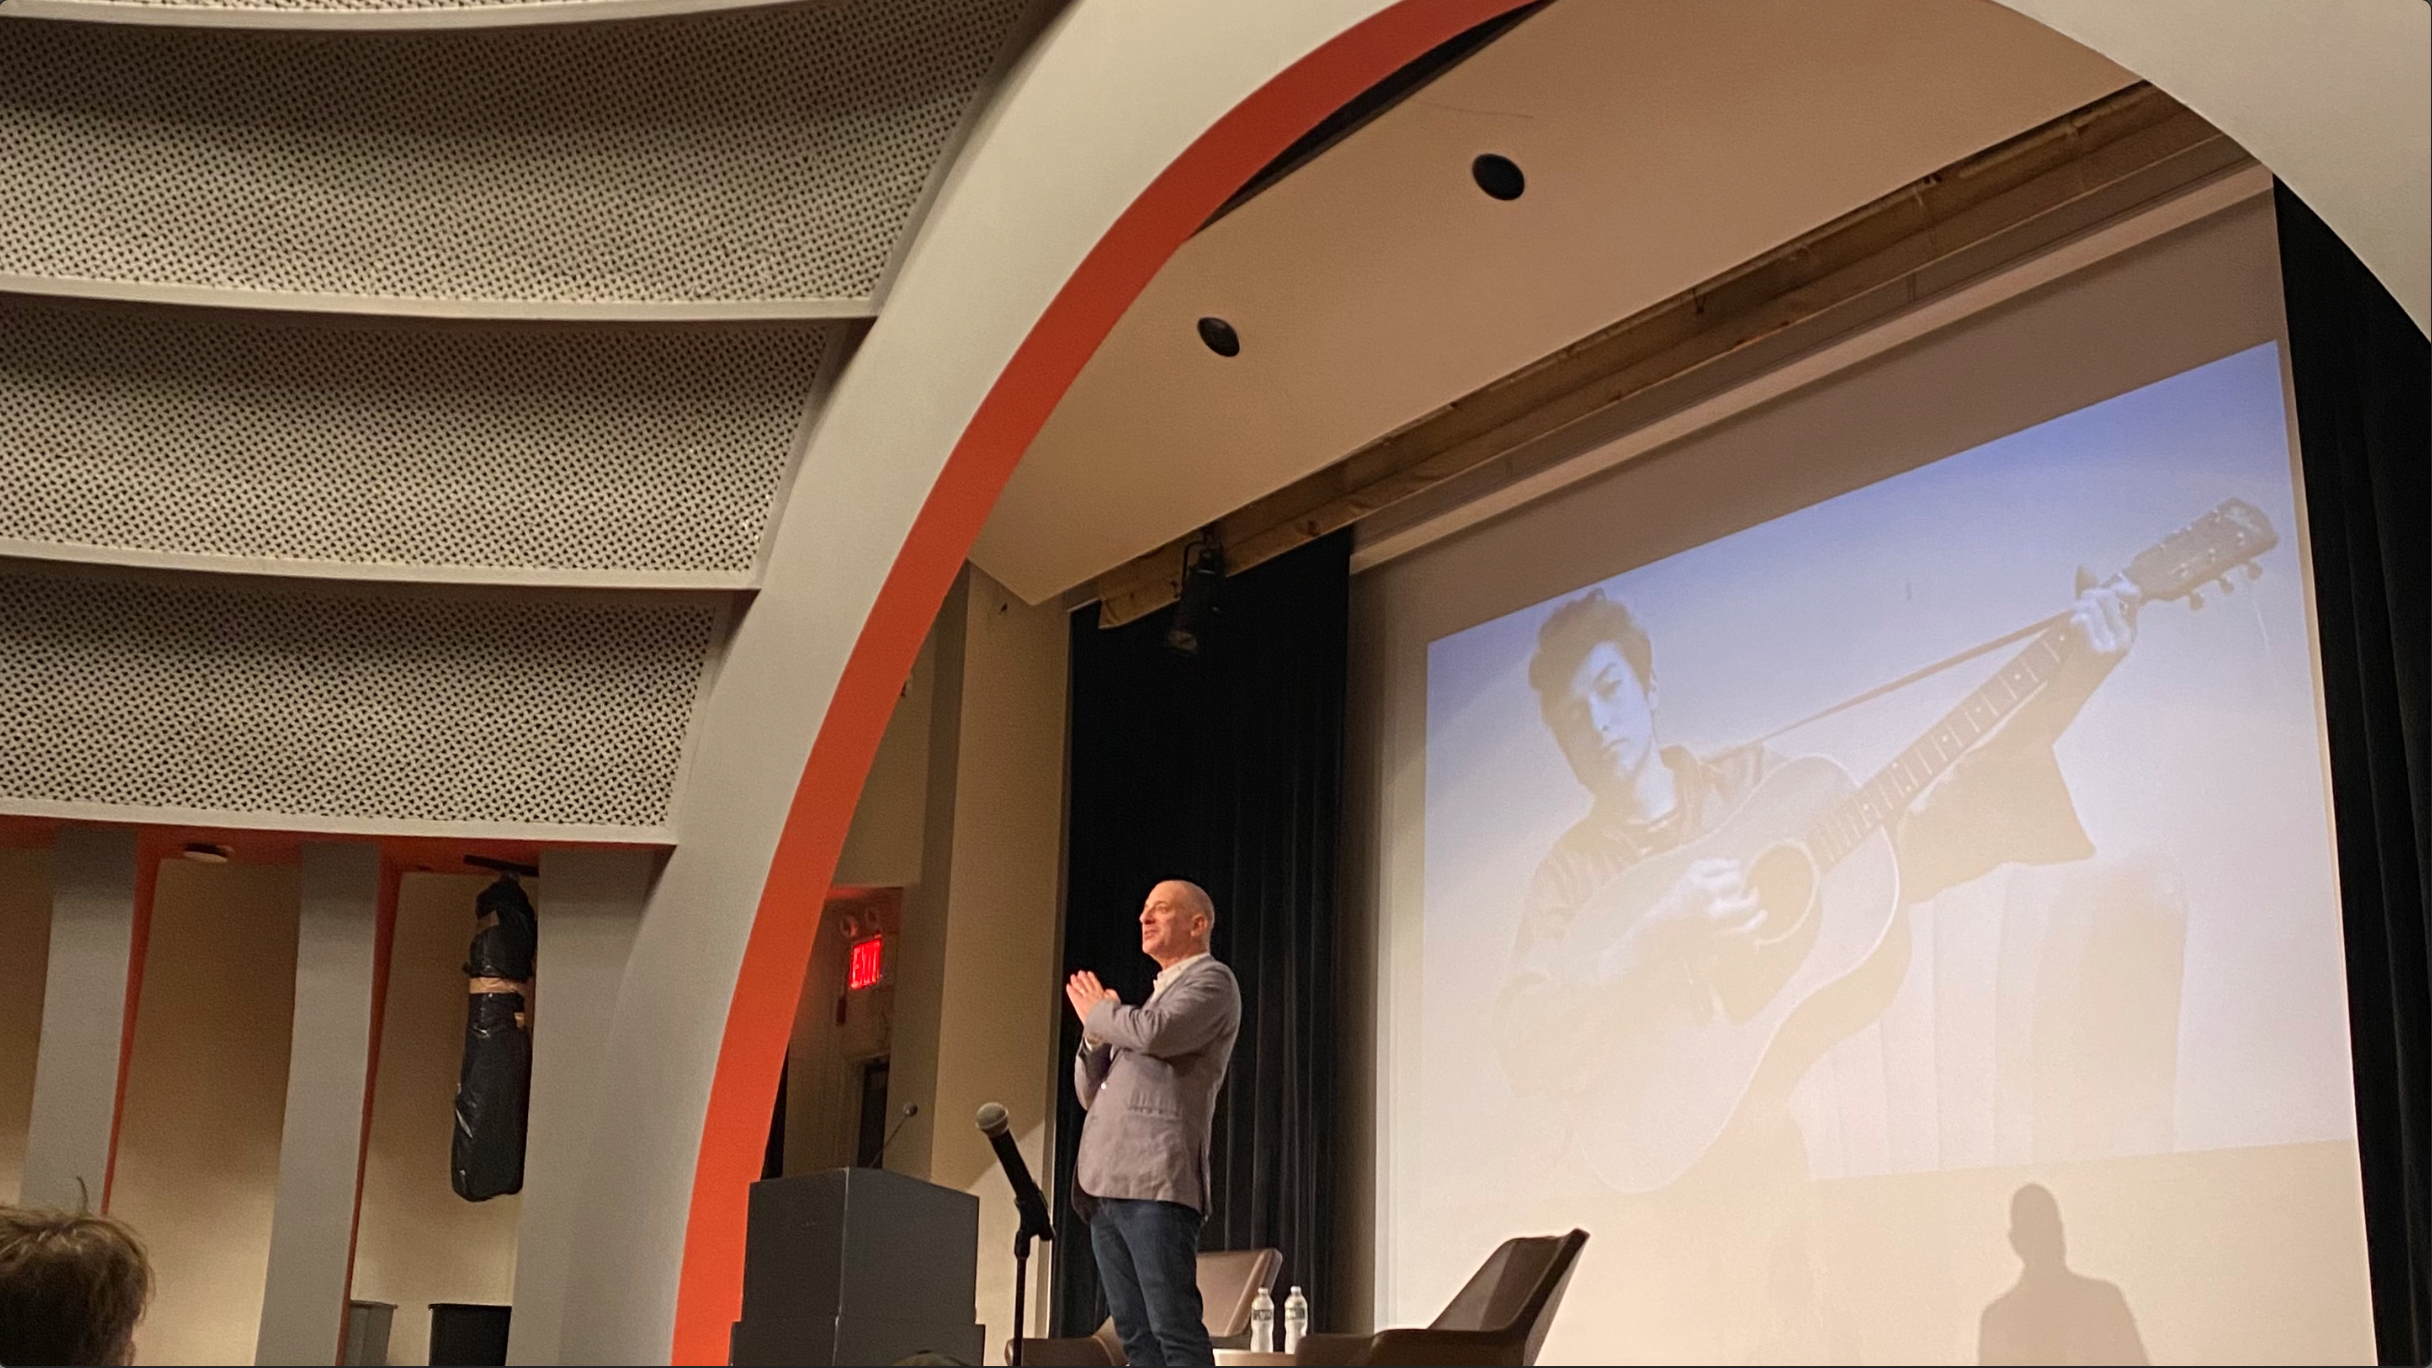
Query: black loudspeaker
[
  {"left": 428, "top": 1302, "right": 511, "bottom": 1366},
  {"left": 730, "top": 1167, "right": 984, "bottom": 1367}
]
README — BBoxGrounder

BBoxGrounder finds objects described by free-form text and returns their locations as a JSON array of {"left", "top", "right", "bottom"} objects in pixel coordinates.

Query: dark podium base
[
  {"left": 730, "top": 1167, "right": 983, "bottom": 1367},
  {"left": 428, "top": 1303, "right": 510, "bottom": 1366},
  {"left": 731, "top": 1314, "right": 984, "bottom": 1367}
]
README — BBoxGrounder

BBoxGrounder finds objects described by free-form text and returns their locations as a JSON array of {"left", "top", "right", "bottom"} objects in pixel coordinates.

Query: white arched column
[
  {"left": 549, "top": 0, "right": 2432, "bottom": 1361},
  {"left": 1995, "top": 0, "right": 2428, "bottom": 335}
]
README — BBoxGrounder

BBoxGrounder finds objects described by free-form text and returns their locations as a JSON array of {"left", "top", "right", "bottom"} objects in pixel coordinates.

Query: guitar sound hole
[{"left": 1746, "top": 844, "right": 1817, "bottom": 948}]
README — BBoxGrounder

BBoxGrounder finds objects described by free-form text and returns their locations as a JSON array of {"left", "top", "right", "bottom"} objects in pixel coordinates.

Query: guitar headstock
[{"left": 2125, "top": 498, "right": 2279, "bottom": 606}]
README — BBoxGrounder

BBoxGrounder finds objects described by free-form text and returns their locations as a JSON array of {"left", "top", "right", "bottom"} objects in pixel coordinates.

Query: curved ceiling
[
  {"left": 2, "top": 0, "right": 828, "bottom": 31},
  {"left": 972, "top": 0, "right": 2138, "bottom": 604}
]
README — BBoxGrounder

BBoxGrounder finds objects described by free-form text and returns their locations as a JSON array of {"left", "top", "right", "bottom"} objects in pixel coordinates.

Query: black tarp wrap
[{"left": 453, "top": 875, "right": 537, "bottom": 1202}]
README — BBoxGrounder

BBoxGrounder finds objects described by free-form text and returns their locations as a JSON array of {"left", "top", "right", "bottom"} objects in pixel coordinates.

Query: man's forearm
[
  {"left": 1074, "top": 1042, "right": 1111, "bottom": 1110},
  {"left": 1084, "top": 980, "right": 1231, "bottom": 1057}
]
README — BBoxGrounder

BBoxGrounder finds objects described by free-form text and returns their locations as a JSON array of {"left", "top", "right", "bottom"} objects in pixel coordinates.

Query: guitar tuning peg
[
  {"left": 2245, "top": 562, "right": 2262, "bottom": 581},
  {"left": 2189, "top": 589, "right": 2204, "bottom": 610},
  {"left": 2219, "top": 576, "right": 2235, "bottom": 595}
]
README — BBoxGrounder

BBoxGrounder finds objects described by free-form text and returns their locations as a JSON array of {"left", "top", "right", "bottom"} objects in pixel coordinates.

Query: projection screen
[{"left": 1352, "top": 190, "right": 2374, "bottom": 1365}]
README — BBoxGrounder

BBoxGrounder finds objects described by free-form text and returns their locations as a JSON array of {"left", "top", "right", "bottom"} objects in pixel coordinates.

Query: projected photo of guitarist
[{"left": 1493, "top": 576, "right": 2137, "bottom": 1195}]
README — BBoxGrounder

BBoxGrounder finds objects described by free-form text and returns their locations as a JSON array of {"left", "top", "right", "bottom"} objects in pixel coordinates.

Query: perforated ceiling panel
[
  {"left": 0, "top": 297, "right": 832, "bottom": 579},
  {"left": 66, "top": 0, "right": 783, "bottom": 13},
  {"left": 0, "top": 568, "right": 717, "bottom": 831},
  {"left": 0, "top": 0, "right": 1029, "bottom": 309}
]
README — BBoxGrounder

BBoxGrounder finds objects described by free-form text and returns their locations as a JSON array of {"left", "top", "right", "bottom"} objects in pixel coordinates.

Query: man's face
[
  {"left": 1139, "top": 882, "right": 1206, "bottom": 964},
  {"left": 1548, "top": 640, "right": 1658, "bottom": 799}
]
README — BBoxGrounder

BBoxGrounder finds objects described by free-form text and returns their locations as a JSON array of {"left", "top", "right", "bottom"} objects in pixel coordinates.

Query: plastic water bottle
[
  {"left": 1249, "top": 1286, "right": 1275, "bottom": 1353},
  {"left": 1283, "top": 1285, "right": 1310, "bottom": 1354}
]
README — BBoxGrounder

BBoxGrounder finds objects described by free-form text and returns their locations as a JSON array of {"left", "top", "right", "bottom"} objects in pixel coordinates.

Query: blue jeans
[{"left": 1090, "top": 1198, "right": 1210, "bottom": 1367}]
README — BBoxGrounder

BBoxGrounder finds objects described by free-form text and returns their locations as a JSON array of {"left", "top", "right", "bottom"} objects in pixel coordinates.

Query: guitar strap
[{"left": 1751, "top": 609, "right": 2070, "bottom": 747}]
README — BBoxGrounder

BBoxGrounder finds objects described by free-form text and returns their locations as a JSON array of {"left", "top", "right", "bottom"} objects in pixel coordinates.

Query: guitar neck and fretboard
[
  {"left": 1799, "top": 496, "right": 2280, "bottom": 874},
  {"left": 1804, "top": 629, "right": 2071, "bottom": 871}
]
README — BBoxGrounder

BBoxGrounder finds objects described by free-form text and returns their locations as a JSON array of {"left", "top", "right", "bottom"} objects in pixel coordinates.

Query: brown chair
[
  {"left": 1010, "top": 1246, "right": 1283, "bottom": 1365},
  {"left": 1292, "top": 1229, "right": 1587, "bottom": 1367}
]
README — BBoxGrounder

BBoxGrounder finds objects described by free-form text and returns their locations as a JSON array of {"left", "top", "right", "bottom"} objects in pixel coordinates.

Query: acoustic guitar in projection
[{"left": 1562, "top": 498, "right": 2281, "bottom": 1195}]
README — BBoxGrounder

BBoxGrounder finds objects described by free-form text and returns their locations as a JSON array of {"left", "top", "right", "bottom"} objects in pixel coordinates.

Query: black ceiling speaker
[
  {"left": 1196, "top": 316, "right": 1242, "bottom": 357},
  {"left": 1165, "top": 534, "right": 1226, "bottom": 659},
  {"left": 1472, "top": 153, "right": 1526, "bottom": 201}
]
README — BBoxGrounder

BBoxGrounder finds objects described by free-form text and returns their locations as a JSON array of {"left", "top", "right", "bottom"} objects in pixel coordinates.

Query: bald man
[{"left": 1066, "top": 880, "right": 1243, "bottom": 1368}]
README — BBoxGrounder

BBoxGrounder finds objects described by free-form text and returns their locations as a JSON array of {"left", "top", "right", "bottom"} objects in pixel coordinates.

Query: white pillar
[
  {"left": 255, "top": 842, "right": 385, "bottom": 1366},
  {"left": 508, "top": 848, "right": 654, "bottom": 1365},
  {"left": 21, "top": 828, "right": 141, "bottom": 1212}
]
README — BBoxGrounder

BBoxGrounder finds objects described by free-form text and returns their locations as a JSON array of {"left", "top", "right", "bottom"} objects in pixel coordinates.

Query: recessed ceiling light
[
  {"left": 1472, "top": 153, "right": 1526, "bottom": 202},
  {"left": 1196, "top": 316, "right": 1242, "bottom": 358},
  {"left": 181, "top": 842, "right": 232, "bottom": 864}
]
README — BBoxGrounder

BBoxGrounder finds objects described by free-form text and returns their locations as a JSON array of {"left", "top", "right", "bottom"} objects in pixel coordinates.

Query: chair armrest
[
  {"left": 1296, "top": 1327, "right": 1527, "bottom": 1367},
  {"left": 1007, "top": 1335, "right": 1119, "bottom": 1366},
  {"left": 1290, "top": 1332, "right": 1373, "bottom": 1367}
]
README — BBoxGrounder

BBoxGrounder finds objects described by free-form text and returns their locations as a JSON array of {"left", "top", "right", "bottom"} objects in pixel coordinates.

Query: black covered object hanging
[{"left": 453, "top": 873, "right": 538, "bottom": 1202}]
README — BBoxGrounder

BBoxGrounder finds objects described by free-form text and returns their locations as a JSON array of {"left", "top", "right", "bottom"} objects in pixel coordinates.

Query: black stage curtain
[
  {"left": 2276, "top": 181, "right": 2430, "bottom": 1365},
  {"left": 1052, "top": 532, "right": 1349, "bottom": 1337}
]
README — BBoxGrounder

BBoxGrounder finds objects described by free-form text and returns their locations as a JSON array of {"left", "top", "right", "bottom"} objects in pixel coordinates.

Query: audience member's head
[{"left": 0, "top": 1204, "right": 153, "bottom": 1366}]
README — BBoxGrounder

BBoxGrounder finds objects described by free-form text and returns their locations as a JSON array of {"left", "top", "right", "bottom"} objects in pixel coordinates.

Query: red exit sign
[{"left": 847, "top": 936, "right": 885, "bottom": 991}]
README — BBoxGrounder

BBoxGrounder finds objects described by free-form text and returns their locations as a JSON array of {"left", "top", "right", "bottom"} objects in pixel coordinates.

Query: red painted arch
[{"left": 672, "top": 0, "right": 1532, "bottom": 1359}]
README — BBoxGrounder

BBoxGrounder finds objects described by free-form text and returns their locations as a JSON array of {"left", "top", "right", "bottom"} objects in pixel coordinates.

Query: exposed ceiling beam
[{"left": 1086, "top": 81, "right": 2246, "bottom": 628}]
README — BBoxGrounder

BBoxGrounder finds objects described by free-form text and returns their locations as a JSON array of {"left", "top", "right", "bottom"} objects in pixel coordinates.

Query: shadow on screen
[
  {"left": 1744, "top": 1229, "right": 1865, "bottom": 1365},
  {"left": 1977, "top": 1183, "right": 2148, "bottom": 1366}
]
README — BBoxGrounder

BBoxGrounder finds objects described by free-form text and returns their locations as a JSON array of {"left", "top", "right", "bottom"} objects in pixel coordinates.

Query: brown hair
[
  {"left": 0, "top": 1205, "right": 153, "bottom": 1366},
  {"left": 1528, "top": 589, "right": 1655, "bottom": 705}
]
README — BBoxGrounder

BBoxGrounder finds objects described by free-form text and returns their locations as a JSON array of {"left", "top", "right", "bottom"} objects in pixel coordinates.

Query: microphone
[
  {"left": 975, "top": 1102, "right": 1055, "bottom": 1245},
  {"left": 873, "top": 1103, "right": 918, "bottom": 1169}
]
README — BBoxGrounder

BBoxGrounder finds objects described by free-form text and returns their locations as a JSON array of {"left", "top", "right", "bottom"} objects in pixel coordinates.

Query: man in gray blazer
[{"left": 1065, "top": 880, "right": 1242, "bottom": 1368}]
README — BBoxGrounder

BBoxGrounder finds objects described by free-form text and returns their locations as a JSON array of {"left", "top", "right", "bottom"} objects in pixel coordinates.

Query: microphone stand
[
  {"left": 1010, "top": 1225, "right": 1036, "bottom": 1368},
  {"left": 1007, "top": 1203, "right": 1054, "bottom": 1367},
  {"left": 978, "top": 1101, "right": 1053, "bottom": 1366}
]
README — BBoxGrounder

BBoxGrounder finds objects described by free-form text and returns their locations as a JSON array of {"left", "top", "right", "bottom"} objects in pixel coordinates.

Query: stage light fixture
[
  {"left": 1196, "top": 316, "right": 1242, "bottom": 357},
  {"left": 1165, "top": 533, "right": 1226, "bottom": 659},
  {"left": 1472, "top": 153, "right": 1526, "bottom": 201}
]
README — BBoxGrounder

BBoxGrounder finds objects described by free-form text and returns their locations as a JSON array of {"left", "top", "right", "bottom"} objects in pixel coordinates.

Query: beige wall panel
[
  {"left": 834, "top": 631, "right": 939, "bottom": 890},
  {"left": 878, "top": 578, "right": 971, "bottom": 1184},
  {"left": 110, "top": 860, "right": 299, "bottom": 1367},
  {"left": 0, "top": 846, "right": 51, "bottom": 1204},
  {"left": 837, "top": 565, "right": 1065, "bottom": 1351},
  {"left": 921, "top": 566, "right": 1067, "bottom": 1354}
]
